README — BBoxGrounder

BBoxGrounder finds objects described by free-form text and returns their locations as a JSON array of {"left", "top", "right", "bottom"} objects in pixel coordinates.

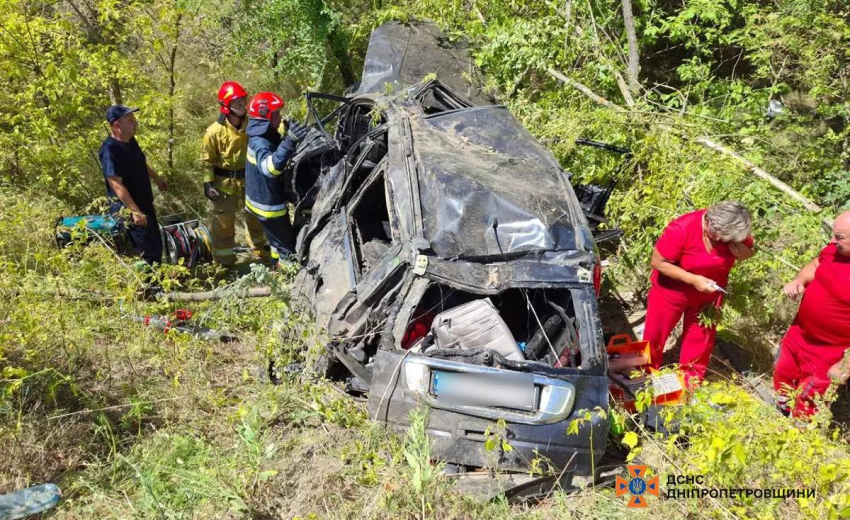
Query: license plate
[{"left": 431, "top": 370, "right": 536, "bottom": 411}]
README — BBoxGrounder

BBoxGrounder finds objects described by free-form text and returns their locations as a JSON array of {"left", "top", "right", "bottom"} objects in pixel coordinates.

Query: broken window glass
[
  {"left": 349, "top": 171, "right": 393, "bottom": 277},
  {"left": 334, "top": 102, "right": 387, "bottom": 156},
  {"left": 306, "top": 92, "right": 348, "bottom": 142},
  {"left": 413, "top": 79, "right": 476, "bottom": 115},
  {"left": 341, "top": 128, "right": 388, "bottom": 205}
]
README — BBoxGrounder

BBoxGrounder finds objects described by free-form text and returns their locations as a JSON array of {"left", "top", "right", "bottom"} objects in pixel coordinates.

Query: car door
[
  {"left": 297, "top": 112, "right": 389, "bottom": 260},
  {"left": 300, "top": 131, "right": 393, "bottom": 331},
  {"left": 326, "top": 160, "right": 406, "bottom": 338}
]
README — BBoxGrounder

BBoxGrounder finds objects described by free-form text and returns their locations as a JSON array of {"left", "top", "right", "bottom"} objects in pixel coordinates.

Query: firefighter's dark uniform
[{"left": 244, "top": 118, "right": 298, "bottom": 263}]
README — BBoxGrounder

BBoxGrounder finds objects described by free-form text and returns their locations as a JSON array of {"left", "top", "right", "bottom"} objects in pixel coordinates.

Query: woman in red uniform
[{"left": 643, "top": 201, "right": 754, "bottom": 384}]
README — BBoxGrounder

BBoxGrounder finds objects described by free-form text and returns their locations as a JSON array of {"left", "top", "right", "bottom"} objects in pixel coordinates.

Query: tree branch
[
  {"left": 546, "top": 68, "right": 627, "bottom": 113},
  {"left": 620, "top": 0, "right": 640, "bottom": 95},
  {"left": 472, "top": 0, "right": 487, "bottom": 26},
  {"left": 165, "top": 287, "right": 272, "bottom": 302},
  {"left": 546, "top": 67, "right": 828, "bottom": 222},
  {"left": 613, "top": 69, "right": 635, "bottom": 107},
  {"left": 694, "top": 137, "right": 822, "bottom": 212}
]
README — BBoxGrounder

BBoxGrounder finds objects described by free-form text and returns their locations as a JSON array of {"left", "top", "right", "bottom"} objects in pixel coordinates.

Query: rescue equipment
[
  {"left": 132, "top": 307, "right": 236, "bottom": 342},
  {"left": 607, "top": 334, "right": 686, "bottom": 411},
  {"left": 158, "top": 216, "right": 213, "bottom": 267},
  {"left": 55, "top": 215, "right": 127, "bottom": 251}
]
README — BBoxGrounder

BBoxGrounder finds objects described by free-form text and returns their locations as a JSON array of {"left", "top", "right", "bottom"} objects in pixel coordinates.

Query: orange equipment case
[{"left": 606, "top": 334, "right": 686, "bottom": 410}]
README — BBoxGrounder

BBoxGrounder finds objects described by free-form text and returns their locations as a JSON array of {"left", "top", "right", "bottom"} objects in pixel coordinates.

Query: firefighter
[
  {"left": 200, "top": 81, "right": 268, "bottom": 266},
  {"left": 642, "top": 201, "right": 755, "bottom": 384},
  {"left": 244, "top": 92, "right": 308, "bottom": 266},
  {"left": 773, "top": 211, "right": 850, "bottom": 417},
  {"left": 99, "top": 104, "right": 168, "bottom": 266}
]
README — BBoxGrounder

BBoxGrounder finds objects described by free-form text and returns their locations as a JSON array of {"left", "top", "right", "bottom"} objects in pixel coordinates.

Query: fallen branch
[
  {"left": 694, "top": 137, "right": 822, "bottom": 213},
  {"left": 46, "top": 397, "right": 181, "bottom": 421},
  {"left": 546, "top": 68, "right": 626, "bottom": 113},
  {"left": 545, "top": 0, "right": 634, "bottom": 108},
  {"left": 164, "top": 286, "right": 272, "bottom": 302},
  {"left": 613, "top": 69, "right": 635, "bottom": 107},
  {"left": 546, "top": 67, "right": 829, "bottom": 224},
  {"left": 472, "top": 1, "right": 487, "bottom": 26}
]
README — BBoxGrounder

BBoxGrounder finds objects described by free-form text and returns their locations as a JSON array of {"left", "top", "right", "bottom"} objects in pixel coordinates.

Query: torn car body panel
[{"left": 355, "top": 21, "right": 495, "bottom": 106}]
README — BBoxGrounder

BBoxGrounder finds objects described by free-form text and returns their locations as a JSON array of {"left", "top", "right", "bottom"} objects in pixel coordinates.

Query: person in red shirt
[
  {"left": 774, "top": 211, "right": 850, "bottom": 416},
  {"left": 643, "top": 202, "right": 755, "bottom": 384}
]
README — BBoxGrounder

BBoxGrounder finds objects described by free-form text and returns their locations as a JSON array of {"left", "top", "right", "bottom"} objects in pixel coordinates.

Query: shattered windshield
[{"left": 413, "top": 106, "right": 588, "bottom": 259}]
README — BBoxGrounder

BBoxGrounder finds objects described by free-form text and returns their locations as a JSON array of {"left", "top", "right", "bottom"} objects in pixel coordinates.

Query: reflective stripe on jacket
[{"left": 244, "top": 117, "right": 297, "bottom": 220}]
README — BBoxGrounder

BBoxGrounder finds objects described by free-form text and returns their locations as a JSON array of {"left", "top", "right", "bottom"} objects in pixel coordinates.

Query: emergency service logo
[{"left": 616, "top": 464, "right": 659, "bottom": 508}]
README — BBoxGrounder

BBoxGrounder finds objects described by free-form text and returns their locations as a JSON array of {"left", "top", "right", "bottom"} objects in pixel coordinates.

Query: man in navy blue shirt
[{"left": 99, "top": 105, "right": 168, "bottom": 265}]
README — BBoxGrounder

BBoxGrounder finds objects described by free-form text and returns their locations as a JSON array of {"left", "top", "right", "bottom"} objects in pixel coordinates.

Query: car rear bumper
[{"left": 367, "top": 350, "right": 609, "bottom": 474}]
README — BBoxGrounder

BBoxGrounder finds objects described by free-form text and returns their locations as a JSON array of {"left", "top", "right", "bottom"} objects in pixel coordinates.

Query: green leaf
[
  {"left": 732, "top": 444, "right": 746, "bottom": 465},
  {"left": 622, "top": 431, "right": 639, "bottom": 449}
]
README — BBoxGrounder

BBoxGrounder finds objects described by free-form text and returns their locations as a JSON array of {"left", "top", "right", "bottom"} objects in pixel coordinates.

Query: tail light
[
  {"left": 401, "top": 311, "right": 435, "bottom": 349},
  {"left": 593, "top": 263, "right": 602, "bottom": 297}
]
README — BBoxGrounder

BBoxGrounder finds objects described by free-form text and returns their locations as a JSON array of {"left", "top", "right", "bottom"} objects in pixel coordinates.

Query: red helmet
[
  {"left": 217, "top": 81, "right": 248, "bottom": 115},
  {"left": 248, "top": 92, "right": 285, "bottom": 120}
]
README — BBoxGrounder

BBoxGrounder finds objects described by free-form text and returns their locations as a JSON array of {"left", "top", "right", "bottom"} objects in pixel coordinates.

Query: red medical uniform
[
  {"left": 643, "top": 210, "right": 753, "bottom": 383},
  {"left": 773, "top": 243, "right": 850, "bottom": 416}
]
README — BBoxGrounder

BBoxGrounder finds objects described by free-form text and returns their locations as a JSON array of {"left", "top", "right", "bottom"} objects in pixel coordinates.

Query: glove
[
  {"left": 204, "top": 182, "right": 221, "bottom": 202},
  {"left": 287, "top": 120, "right": 309, "bottom": 143}
]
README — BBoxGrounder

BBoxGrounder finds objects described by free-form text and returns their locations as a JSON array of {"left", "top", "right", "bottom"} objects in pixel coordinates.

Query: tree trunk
[
  {"left": 167, "top": 14, "right": 182, "bottom": 174},
  {"left": 327, "top": 28, "right": 356, "bottom": 87},
  {"left": 65, "top": 1, "right": 123, "bottom": 104},
  {"left": 108, "top": 78, "right": 123, "bottom": 105},
  {"left": 620, "top": 0, "right": 640, "bottom": 96},
  {"left": 167, "top": 45, "right": 177, "bottom": 173}
]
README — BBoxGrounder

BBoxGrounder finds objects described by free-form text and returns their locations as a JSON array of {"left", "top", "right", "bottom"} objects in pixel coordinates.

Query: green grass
[{"left": 2, "top": 190, "right": 850, "bottom": 520}]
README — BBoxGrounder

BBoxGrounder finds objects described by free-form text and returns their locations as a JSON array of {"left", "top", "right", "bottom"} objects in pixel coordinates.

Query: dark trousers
[
  {"left": 259, "top": 215, "right": 295, "bottom": 263},
  {"left": 111, "top": 202, "right": 162, "bottom": 265}
]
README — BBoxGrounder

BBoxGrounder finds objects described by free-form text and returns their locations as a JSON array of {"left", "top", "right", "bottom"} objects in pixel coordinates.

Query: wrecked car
[{"left": 285, "top": 21, "right": 615, "bottom": 478}]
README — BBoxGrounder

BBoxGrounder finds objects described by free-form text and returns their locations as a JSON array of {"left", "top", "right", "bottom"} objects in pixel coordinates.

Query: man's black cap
[{"left": 106, "top": 104, "right": 139, "bottom": 124}]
